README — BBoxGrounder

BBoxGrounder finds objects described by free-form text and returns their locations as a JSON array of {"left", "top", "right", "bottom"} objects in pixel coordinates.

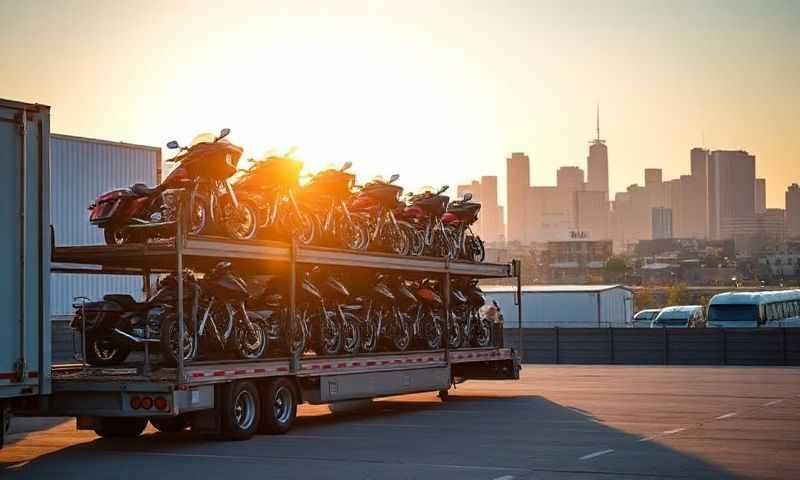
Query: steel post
[
  {"left": 290, "top": 239, "right": 299, "bottom": 373},
  {"left": 176, "top": 190, "right": 185, "bottom": 386},
  {"left": 515, "top": 259, "right": 523, "bottom": 361}
]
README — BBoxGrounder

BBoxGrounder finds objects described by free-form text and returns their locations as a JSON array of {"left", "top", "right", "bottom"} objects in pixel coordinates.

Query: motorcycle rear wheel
[
  {"left": 473, "top": 316, "right": 492, "bottom": 348},
  {"left": 85, "top": 335, "right": 130, "bottom": 366},
  {"left": 103, "top": 226, "right": 130, "bottom": 245}
]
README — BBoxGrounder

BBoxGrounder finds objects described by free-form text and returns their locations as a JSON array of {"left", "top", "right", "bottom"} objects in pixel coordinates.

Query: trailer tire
[
  {"left": 1, "top": 400, "right": 8, "bottom": 448},
  {"left": 94, "top": 417, "right": 148, "bottom": 438},
  {"left": 219, "top": 380, "right": 261, "bottom": 441},
  {"left": 258, "top": 378, "right": 297, "bottom": 435},
  {"left": 150, "top": 415, "right": 190, "bottom": 433},
  {"left": 438, "top": 389, "right": 450, "bottom": 401}
]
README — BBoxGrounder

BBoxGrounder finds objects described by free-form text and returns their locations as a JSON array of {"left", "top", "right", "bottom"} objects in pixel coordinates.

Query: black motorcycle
[
  {"left": 158, "top": 262, "right": 268, "bottom": 365},
  {"left": 246, "top": 275, "right": 306, "bottom": 356},
  {"left": 404, "top": 277, "right": 444, "bottom": 350},
  {"left": 352, "top": 273, "right": 411, "bottom": 353},
  {"left": 461, "top": 279, "right": 492, "bottom": 347}
]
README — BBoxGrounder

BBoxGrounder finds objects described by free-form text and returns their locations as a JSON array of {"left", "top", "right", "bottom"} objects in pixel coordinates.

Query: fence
[{"left": 504, "top": 328, "right": 800, "bottom": 366}]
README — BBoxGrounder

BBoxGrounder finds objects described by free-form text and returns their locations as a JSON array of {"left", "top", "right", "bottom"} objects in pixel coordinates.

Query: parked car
[
  {"left": 650, "top": 305, "right": 705, "bottom": 328},
  {"left": 631, "top": 308, "right": 661, "bottom": 328}
]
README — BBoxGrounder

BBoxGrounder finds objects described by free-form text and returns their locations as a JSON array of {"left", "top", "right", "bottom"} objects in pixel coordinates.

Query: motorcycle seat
[
  {"left": 130, "top": 183, "right": 160, "bottom": 197},
  {"left": 103, "top": 294, "right": 150, "bottom": 312}
]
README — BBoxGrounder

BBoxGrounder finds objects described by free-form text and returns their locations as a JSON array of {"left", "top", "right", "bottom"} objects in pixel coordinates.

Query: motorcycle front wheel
[
  {"left": 399, "top": 221, "right": 423, "bottom": 256},
  {"left": 159, "top": 314, "right": 196, "bottom": 366},
  {"left": 473, "top": 316, "right": 493, "bottom": 348},
  {"left": 189, "top": 195, "right": 210, "bottom": 235},
  {"left": 391, "top": 311, "right": 411, "bottom": 352},
  {"left": 103, "top": 226, "right": 130, "bottom": 246},
  {"left": 383, "top": 223, "right": 409, "bottom": 256},
  {"left": 336, "top": 215, "right": 368, "bottom": 251},
  {"left": 340, "top": 312, "right": 361, "bottom": 355},
  {"left": 359, "top": 313, "right": 378, "bottom": 353},
  {"left": 312, "top": 310, "right": 342, "bottom": 356},
  {"left": 419, "top": 307, "right": 443, "bottom": 350},
  {"left": 283, "top": 208, "right": 317, "bottom": 245},
  {"left": 226, "top": 200, "right": 258, "bottom": 241},
  {"left": 235, "top": 312, "right": 269, "bottom": 360},
  {"left": 466, "top": 235, "right": 486, "bottom": 262},
  {"left": 447, "top": 312, "right": 464, "bottom": 349}
]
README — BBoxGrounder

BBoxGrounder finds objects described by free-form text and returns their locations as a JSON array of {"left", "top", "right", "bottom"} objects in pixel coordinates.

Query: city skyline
[{"left": 1, "top": 1, "right": 798, "bottom": 207}]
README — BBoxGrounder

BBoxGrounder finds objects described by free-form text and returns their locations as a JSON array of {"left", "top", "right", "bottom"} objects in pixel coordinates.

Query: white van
[
  {"left": 707, "top": 290, "right": 800, "bottom": 328},
  {"left": 650, "top": 305, "right": 705, "bottom": 328}
]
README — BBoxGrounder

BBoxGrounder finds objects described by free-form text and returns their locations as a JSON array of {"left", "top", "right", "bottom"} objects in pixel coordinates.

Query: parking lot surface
[{"left": 2, "top": 365, "right": 798, "bottom": 479}]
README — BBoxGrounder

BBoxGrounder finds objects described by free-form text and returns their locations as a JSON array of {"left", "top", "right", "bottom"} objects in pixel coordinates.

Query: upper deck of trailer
[{"left": 52, "top": 235, "right": 515, "bottom": 278}]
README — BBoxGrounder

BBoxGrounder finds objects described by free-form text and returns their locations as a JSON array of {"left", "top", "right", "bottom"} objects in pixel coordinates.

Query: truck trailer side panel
[{"left": 0, "top": 99, "right": 51, "bottom": 399}]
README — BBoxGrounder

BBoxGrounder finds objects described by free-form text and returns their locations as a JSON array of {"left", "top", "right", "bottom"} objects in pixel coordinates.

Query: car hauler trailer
[{"left": 0, "top": 100, "right": 522, "bottom": 442}]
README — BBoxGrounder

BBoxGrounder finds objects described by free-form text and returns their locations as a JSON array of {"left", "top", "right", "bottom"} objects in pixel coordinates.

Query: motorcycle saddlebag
[{"left": 88, "top": 189, "right": 137, "bottom": 226}]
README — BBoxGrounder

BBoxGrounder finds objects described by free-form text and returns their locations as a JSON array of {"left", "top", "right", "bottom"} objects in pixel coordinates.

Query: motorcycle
[
  {"left": 296, "top": 163, "right": 369, "bottom": 251},
  {"left": 349, "top": 175, "right": 412, "bottom": 255},
  {"left": 234, "top": 151, "right": 317, "bottom": 245},
  {"left": 442, "top": 192, "right": 485, "bottom": 262},
  {"left": 403, "top": 277, "right": 444, "bottom": 350},
  {"left": 351, "top": 273, "right": 411, "bottom": 353},
  {"left": 246, "top": 275, "right": 306, "bottom": 356},
  {"left": 70, "top": 290, "right": 170, "bottom": 367},
  {"left": 88, "top": 129, "right": 257, "bottom": 244},
  {"left": 403, "top": 186, "right": 456, "bottom": 259},
  {"left": 459, "top": 278, "right": 492, "bottom": 347},
  {"left": 158, "top": 262, "right": 268, "bottom": 365},
  {"left": 311, "top": 268, "right": 361, "bottom": 355}
]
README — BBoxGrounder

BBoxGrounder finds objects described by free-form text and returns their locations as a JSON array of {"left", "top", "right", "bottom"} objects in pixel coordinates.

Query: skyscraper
[
  {"left": 506, "top": 152, "right": 530, "bottom": 243},
  {"left": 707, "top": 150, "right": 756, "bottom": 240},
  {"left": 586, "top": 106, "right": 609, "bottom": 200},
  {"left": 689, "top": 148, "right": 709, "bottom": 239},
  {"left": 787, "top": 183, "right": 800, "bottom": 239},
  {"left": 755, "top": 178, "right": 766, "bottom": 214}
]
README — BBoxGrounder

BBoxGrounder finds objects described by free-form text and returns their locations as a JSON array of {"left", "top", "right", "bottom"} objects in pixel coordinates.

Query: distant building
[
  {"left": 586, "top": 107, "right": 609, "bottom": 200},
  {"left": 506, "top": 152, "right": 530, "bottom": 243},
  {"left": 575, "top": 190, "right": 609, "bottom": 240},
  {"left": 720, "top": 208, "right": 785, "bottom": 254},
  {"left": 787, "top": 183, "right": 800, "bottom": 239},
  {"left": 652, "top": 207, "right": 673, "bottom": 239},
  {"left": 755, "top": 178, "right": 766, "bottom": 214},
  {"left": 689, "top": 148, "right": 709, "bottom": 239},
  {"left": 707, "top": 150, "right": 756, "bottom": 240},
  {"left": 544, "top": 239, "right": 613, "bottom": 283}
]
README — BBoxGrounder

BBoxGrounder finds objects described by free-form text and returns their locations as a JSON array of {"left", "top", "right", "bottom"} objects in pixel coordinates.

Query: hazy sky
[{"left": 2, "top": 0, "right": 798, "bottom": 207}]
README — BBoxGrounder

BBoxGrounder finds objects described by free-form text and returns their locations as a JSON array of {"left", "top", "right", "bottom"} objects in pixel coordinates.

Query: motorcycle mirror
[
  {"left": 340, "top": 161, "right": 353, "bottom": 171},
  {"left": 462, "top": 192, "right": 473, "bottom": 202},
  {"left": 166, "top": 140, "right": 180, "bottom": 149},
  {"left": 216, "top": 261, "right": 232, "bottom": 271},
  {"left": 438, "top": 185, "right": 449, "bottom": 194},
  {"left": 389, "top": 174, "right": 400, "bottom": 183},
  {"left": 217, "top": 128, "right": 231, "bottom": 141}
]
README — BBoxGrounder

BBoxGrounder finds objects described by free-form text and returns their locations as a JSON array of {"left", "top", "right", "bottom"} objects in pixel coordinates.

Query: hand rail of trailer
[{"left": 50, "top": 191, "right": 523, "bottom": 389}]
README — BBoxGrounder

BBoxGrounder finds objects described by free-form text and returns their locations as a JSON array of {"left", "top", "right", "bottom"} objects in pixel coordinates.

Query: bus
[{"left": 707, "top": 290, "right": 800, "bottom": 328}]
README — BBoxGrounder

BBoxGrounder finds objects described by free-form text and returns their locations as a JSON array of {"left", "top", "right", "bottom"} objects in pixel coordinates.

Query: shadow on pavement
[{"left": 1, "top": 394, "right": 742, "bottom": 479}]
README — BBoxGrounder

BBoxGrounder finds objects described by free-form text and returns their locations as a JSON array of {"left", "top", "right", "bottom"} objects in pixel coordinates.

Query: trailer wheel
[
  {"left": 150, "top": 415, "right": 190, "bottom": 433},
  {"left": 438, "top": 389, "right": 450, "bottom": 401},
  {"left": 258, "top": 378, "right": 297, "bottom": 434},
  {"left": 220, "top": 380, "right": 261, "bottom": 440},
  {"left": 94, "top": 417, "right": 148, "bottom": 438}
]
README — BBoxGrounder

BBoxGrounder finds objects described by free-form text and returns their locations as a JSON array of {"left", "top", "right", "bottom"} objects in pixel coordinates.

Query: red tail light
[
  {"left": 130, "top": 396, "right": 142, "bottom": 410},
  {"left": 141, "top": 396, "right": 153, "bottom": 410},
  {"left": 154, "top": 397, "right": 168, "bottom": 411}
]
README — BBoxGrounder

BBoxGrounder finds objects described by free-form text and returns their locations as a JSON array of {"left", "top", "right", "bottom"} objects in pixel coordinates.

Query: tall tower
[
  {"left": 506, "top": 152, "right": 530, "bottom": 244},
  {"left": 586, "top": 105, "right": 609, "bottom": 200}
]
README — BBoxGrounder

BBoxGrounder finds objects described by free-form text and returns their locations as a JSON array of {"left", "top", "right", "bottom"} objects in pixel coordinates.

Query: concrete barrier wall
[{"left": 504, "top": 328, "right": 800, "bottom": 366}]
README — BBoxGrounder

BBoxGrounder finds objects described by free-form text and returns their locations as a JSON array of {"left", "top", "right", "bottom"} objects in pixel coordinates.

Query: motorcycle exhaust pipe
[{"left": 113, "top": 328, "right": 160, "bottom": 343}]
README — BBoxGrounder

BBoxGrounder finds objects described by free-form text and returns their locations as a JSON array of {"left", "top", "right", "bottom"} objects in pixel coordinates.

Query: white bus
[{"left": 707, "top": 290, "right": 800, "bottom": 328}]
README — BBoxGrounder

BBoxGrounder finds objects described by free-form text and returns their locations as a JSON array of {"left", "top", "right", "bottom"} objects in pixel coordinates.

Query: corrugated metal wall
[
  {"left": 50, "top": 135, "right": 158, "bottom": 316},
  {"left": 486, "top": 288, "right": 632, "bottom": 328}
]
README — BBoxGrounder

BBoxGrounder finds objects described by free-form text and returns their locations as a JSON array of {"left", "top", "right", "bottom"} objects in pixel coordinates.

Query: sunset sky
[{"left": 1, "top": 0, "right": 798, "bottom": 208}]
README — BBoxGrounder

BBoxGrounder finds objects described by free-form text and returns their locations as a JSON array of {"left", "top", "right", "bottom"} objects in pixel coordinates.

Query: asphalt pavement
[{"left": 1, "top": 365, "right": 798, "bottom": 479}]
